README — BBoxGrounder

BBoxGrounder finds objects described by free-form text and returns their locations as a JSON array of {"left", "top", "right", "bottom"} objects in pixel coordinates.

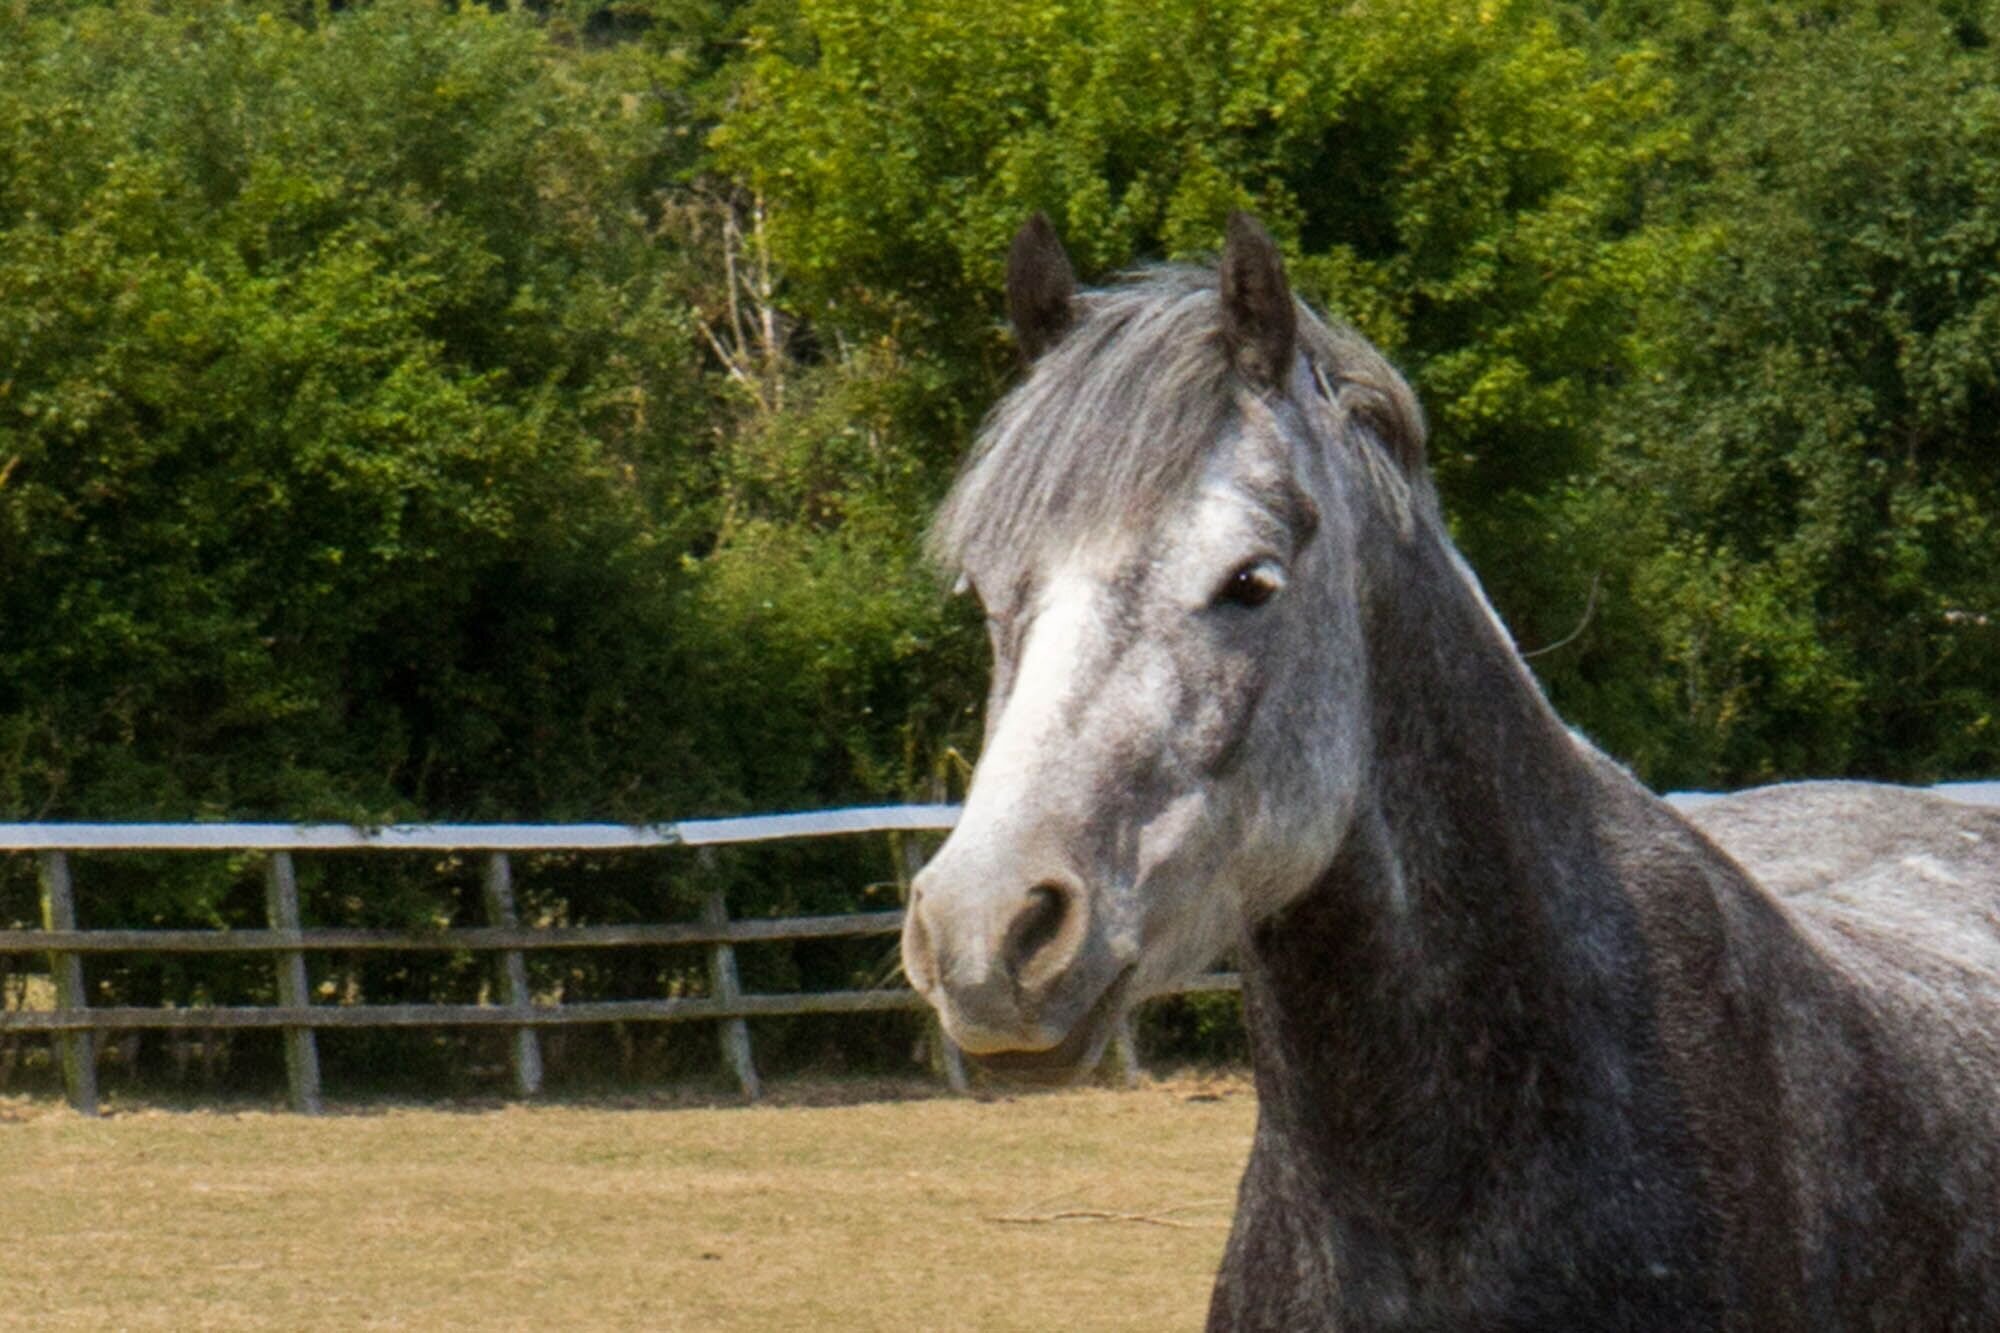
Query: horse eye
[{"left": 1215, "top": 561, "right": 1283, "bottom": 610}]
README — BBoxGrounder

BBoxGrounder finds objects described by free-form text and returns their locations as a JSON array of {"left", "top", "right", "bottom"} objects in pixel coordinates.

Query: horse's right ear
[
  {"left": 1219, "top": 211, "right": 1297, "bottom": 390},
  {"left": 1006, "top": 213, "right": 1077, "bottom": 361}
]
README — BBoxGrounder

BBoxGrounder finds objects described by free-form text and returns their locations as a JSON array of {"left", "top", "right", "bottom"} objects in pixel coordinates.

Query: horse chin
[{"left": 964, "top": 967, "right": 1135, "bottom": 1086}]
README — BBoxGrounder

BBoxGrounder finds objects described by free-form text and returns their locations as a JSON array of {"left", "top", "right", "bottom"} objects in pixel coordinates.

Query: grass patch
[{"left": 0, "top": 1073, "right": 1255, "bottom": 1330}]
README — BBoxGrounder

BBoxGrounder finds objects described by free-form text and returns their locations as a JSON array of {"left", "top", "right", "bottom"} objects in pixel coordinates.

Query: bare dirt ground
[{"left": 1, "top": 1073, "right": 1255, "bottom": 1331}]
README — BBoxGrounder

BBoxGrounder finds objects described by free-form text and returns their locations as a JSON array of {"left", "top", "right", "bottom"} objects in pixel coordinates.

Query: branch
[
  {"left": 697, "top": 318, "right": 759, "bottom": 395},
  {"left": 1521, "top": 571, "right": 1603, "bottom": 660},
  {"left": 986, "top": 1198, "right": 1229, "bottom": 1230}
]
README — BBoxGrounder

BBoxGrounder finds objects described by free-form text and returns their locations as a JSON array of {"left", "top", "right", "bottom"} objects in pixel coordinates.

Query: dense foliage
[
  {"left": 718, "top": 0, "right": 1681, "bottom": 652},
  {"left": 1581, "top": 4, "right": 2000, "bottom": 786},
  {"left": 0, "top": 2, "right": 717, "bottom": 823},
  {"left": 3, "top": 0, "right": 1997, "bottom": 1086}
]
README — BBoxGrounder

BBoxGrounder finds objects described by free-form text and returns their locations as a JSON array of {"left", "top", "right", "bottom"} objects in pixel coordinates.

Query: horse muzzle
[{"left": 902, "top": 864, "right": 1133, "bottom": 1079}]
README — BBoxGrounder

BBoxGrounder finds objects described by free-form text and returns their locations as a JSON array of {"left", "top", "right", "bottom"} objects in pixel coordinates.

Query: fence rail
[
  {"left": 0, "top": 805, "right": 1242, "bottom": 1115},
  {"left": 0, "top": 804, "right": 964, "bottom": 852},
  {"left": 5, "top": 913, "right": 910, "bottom": 954}
]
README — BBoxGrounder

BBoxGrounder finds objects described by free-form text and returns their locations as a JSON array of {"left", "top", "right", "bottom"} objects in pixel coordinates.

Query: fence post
[
  {"left": 481, "top": 852, "right": 543, "bottom": 1098},
  {"left": 930, "top": 1009, "right": 969, "bottom": 1094},
  {"left": 704, "top": 888, "right": 764, "bottom": 1096},
  {"left": 1111, "top": 1015, "right": 1142, "bottom": 1088},
  {"left": 700, "top": 870, "right": 761, "bottom": 1101},
  {"left": 895, "top": 832, "right": 967, "bottom": 1094},
  {"left": 37, "top": 851, "right": 97, "bottom": 1116},
  {"left": 264, "top": 852, "right": 323, "bottom": 1114}
]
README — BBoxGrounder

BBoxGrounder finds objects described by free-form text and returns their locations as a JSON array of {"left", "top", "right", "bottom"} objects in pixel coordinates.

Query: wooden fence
[
  {"left": 10, "top": 784, "right": 1995, "bottom": 1117},
  {"left": 0, "top": 807, "right": 1241, "bottom": 1116}
]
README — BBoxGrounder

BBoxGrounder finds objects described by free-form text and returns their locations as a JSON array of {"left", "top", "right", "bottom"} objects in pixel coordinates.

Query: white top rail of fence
[
  {"left": 0, "top": 784, "right": 1994, "bottom": 852},
  {"left": 0, "top": 804, "right": 963, "bottom": 852}
]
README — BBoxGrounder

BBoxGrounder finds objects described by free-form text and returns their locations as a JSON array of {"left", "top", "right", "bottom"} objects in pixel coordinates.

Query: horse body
[
  {"left": 1214, "top": 598, "right": 2000, "bottom": 1328},
  {"left": 904, "top": 213, "right": 2000, "bottom": 1329}
]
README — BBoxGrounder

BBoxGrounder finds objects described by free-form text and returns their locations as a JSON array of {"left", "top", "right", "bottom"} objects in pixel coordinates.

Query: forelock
[{"left": 928, "top": 265, "right": 1426, "bottom": 580}]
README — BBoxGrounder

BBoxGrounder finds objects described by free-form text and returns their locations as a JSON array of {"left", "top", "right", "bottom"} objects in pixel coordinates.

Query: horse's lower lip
[{"left": 965, "top": 967, "right": 1136, "bottom": 1084}]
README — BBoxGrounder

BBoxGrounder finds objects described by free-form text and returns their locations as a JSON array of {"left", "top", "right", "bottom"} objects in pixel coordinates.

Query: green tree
[
  {"left": 1568, "top": 3, "right": 2000, "bottom": 785},
  {"left": 0, "top": 0, "right": 721, "bottom": 823},
  {"left": 714, "top": 0, "right": 1681, "bottom": 659}
]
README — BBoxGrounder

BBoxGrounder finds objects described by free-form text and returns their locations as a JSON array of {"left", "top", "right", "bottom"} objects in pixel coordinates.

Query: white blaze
[{"left": 965, "top": 568, "right": 1100, "bottom": 820}]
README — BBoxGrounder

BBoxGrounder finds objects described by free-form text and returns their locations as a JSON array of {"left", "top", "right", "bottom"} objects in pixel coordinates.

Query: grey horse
[{"left": 902, "top": 212, "right": 2000, "bottom": 1329}]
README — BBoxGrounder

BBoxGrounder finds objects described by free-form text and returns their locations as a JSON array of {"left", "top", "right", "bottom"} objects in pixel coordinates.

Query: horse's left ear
[
  {"left": 1007, "top": 213, "right": 1077, "bottom": 361},
  {"left": 1219, "top": 211, "right": 1297, "bottom": 390}
]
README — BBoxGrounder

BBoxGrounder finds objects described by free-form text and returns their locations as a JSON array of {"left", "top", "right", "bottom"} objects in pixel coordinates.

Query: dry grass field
[{"left": 1, "top": 1074, "right": 1256, "bottom": 1331}]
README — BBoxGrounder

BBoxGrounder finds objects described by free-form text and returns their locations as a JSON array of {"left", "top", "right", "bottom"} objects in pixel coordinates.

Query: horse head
[{"left": 902, "top": 213, "right": 1429, "bottom": 1076}]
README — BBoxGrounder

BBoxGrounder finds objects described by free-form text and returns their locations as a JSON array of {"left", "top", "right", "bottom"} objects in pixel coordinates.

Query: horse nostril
[{"left": 1002, "top": 882, "right": 1079, "bottom": 990}]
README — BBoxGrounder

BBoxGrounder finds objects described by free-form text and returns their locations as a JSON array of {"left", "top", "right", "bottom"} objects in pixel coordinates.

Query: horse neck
[{"left": 1241, "top": 513, "right": 1648, "bottom": 1230}]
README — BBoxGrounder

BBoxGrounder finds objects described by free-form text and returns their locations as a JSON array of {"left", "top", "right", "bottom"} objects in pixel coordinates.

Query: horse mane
[{"left": 928, "top": 264, "right": 1427, "bottom": 578}]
